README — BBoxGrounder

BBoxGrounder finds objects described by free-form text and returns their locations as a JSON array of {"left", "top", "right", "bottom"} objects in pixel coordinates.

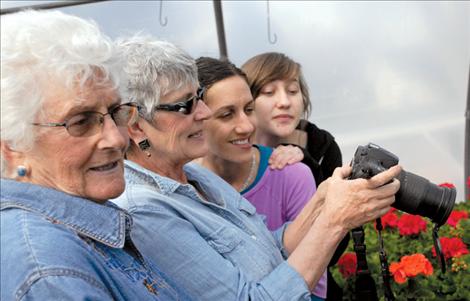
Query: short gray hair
[
  {"left": 116, "top": 35, "right": 198, "bottom": 120},
  {"left": 1, "top": 10, "right": 120, "bottom": 177}
]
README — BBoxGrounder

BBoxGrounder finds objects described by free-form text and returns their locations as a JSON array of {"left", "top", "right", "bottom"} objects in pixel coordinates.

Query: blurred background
[{"left": 2, "top": 0, "right": 468, "bottom": 201}]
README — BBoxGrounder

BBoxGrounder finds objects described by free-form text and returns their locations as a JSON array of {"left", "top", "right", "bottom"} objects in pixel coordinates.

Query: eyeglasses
[
  {"left": 32, "top": 102, "right": 140, "bottom": 137},
  {"left": 154, "top": 87, "right": 205, "bottom": 115}
]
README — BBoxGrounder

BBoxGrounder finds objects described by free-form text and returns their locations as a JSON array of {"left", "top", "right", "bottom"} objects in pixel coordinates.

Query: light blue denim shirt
[
  {"left": 112, "top": 160, "right": 311, "bottom": 301},
  {"left": 0, "top": 178, "right": 191, "bottom": 301}
]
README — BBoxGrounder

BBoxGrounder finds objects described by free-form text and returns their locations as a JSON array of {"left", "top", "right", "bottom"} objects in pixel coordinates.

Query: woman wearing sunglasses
[
  {"left": 1, "top": 11, "right": 188, "bottom": 301},
  {"left": 113, "top": 35, "right": 401, "bottom": 300}
]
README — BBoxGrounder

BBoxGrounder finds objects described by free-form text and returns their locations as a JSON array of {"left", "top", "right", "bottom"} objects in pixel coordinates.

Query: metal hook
[
  {"left": 266, "top": 0, "right": 277, "bottom": 44},
  {"left": 159, "top": 0, "right": 168, "bottom": 27}
]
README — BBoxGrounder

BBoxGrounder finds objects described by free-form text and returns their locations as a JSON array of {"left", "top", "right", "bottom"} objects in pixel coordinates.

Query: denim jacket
[
  {"left": 112, "top": 160, "right": 311, "bottom": 301},
  {"left": 0, "top": 178, "right": 191, "bottom": 301}
]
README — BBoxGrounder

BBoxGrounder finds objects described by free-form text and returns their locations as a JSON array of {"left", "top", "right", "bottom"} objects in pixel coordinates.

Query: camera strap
[
  {"left": 352, "top": 226, "right": 379, "bottom": 301},
  {"left": 432, "top": 224, "right": 446, "bottom": 273},
  {"left": 376, "top": 218, "right": 395, "bottom": 301}
]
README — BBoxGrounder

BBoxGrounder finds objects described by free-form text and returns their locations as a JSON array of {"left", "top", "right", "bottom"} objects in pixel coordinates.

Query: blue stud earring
[{"left": 17, "top": 165, "right": 27, "bottom": 177}]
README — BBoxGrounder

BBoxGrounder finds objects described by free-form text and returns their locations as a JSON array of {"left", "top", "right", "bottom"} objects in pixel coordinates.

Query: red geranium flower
[
  {"left": 446, "top": 210, "right": 468, "bottom": 228},
  {"left": 401, "top": 254, "right": 433, "bottom": 277},
  {"left": 439, "top": 182, "right": 455, "bottom": 189},
  {"left": 390, "top": 254, "right": 433, "bottom": 284},
  {"left": 432, "top": 237, "right": 469, "bottom": 260},
  {"left": 375, "top": 208, "right": 398, "bottom": 230},
  {"left": 389, "top": 262, "right": 407, "bottom": 284},
  {"left": 397, "top": 214, "right": 427, "bottom": 236},
  {"left": 337, "top": 252, "right": 357, "bottom": 278},
  {"left": 382, "top": 210, "right": 399, "bottom": 228}
]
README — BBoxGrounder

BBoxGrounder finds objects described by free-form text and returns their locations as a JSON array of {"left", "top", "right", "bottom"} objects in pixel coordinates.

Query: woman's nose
[
  {"left": 276, "top": 90, "right": 291, "bottom": 108},
  {"left": 194, "top": 99, "right": 212, "bottom": 120},
  {"left": 235, "top": 113, "right": 255, "bottom": 134},
  {"left": 98, "top": 115, "right": 128, "bottom": 150}
]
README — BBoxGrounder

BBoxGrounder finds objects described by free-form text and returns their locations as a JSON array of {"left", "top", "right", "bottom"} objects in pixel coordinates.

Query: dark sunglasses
[
  {"left": 154, "top": 87, "right": 205, "bottom": 115},
  {"left": 32, "top": 102, "right": 140, "bottom": 137}
]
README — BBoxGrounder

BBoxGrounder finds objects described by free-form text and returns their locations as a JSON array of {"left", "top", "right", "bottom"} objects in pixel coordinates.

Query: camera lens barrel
[
  {"left": 396, "top": 170, "right": 456, "bottom": 226},
  {"left": 350, "top": 143, "right": 456, "bottom": 226}
]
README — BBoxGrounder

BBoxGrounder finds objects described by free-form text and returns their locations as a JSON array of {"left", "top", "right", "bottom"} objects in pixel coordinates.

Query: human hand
[
  {"left": 268, "top": 145, "right": 304, "bottom": 169},
  {"left": 319, "top": 165, "right": 401, "bottom": 232}
]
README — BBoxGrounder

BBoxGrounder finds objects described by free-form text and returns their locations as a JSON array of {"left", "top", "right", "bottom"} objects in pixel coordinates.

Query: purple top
[
  {"left": 242, "top": 145, "right": 327, "bottom": 299},
  {"left": 243, "top": 163, "right": 316, "bottom": 229}
]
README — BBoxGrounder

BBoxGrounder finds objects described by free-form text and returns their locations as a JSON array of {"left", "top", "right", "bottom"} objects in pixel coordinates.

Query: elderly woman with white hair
[
  {"left": 113, "top": 35, "right": 401, "bottom": 300},
  {"left": 1, "top": 10, "right": 189, "bottom": 301}
]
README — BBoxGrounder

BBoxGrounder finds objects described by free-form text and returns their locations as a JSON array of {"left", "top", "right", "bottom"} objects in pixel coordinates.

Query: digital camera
[{"left": 350, "top": 143, "right": 456, "bottom": 225}]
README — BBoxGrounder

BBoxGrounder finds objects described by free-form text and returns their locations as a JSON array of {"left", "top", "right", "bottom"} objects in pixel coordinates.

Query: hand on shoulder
[{"left": 268, "top": 145, "right": 304, "bottom": 169}]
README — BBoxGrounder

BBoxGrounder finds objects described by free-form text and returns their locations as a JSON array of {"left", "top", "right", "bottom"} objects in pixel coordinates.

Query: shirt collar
[
  {"left": 124, "top": 160, "right": 182, "bottom": 194},
  {"left": 0, "top": 178, "right": 130, "bottom": 248},
  {"left": 124, "top": 160, "right": 227, "bottom": 207}
]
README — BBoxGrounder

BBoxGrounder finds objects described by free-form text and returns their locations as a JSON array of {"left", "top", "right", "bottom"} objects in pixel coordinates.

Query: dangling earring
[
  {"left": 17, "top": 165, "right": 28, "bottom": 177},
  {"left": 138, "top": 139, "right": 152, "bottom": 158}
]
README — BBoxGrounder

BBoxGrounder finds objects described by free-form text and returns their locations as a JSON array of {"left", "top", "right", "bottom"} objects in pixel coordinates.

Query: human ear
[
  {"left": 1, "top": 141, "right": 29, "bottom": 178},
  {"left": 127, "top": 119, "right": 148, "bottom": 145}
]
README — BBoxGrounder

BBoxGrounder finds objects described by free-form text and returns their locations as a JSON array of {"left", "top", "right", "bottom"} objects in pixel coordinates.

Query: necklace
[{"left": 239, "top": 150, "right": 257, "bottom": 192}]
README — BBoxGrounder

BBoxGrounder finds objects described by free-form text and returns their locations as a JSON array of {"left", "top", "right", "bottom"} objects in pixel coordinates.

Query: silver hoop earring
[{"left": 17, "top": 165, "right": 27, "bottom": 177}]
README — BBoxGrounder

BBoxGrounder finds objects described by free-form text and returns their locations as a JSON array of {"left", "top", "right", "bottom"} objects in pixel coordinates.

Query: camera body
[
  {"left": 350, "top": 143, "right": 456, "bottom": 226},
  {"left": 350, "top": 143, "right": 398, "bottom": 179}
]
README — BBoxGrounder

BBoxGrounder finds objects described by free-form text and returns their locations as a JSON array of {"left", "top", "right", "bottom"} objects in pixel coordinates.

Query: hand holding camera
[{"left": 320, "top": 164, "right": 401, "bottom": 232}]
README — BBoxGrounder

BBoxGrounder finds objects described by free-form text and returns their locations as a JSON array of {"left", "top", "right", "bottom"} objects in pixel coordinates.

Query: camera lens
[{"left": 395, "top": 171, "right": 456, "bottom": 226}]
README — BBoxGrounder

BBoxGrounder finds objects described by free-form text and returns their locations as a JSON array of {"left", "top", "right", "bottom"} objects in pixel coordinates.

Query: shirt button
[{"left": 251, "top": 235, "right": 257, "bottom": 240}]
